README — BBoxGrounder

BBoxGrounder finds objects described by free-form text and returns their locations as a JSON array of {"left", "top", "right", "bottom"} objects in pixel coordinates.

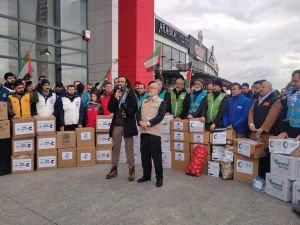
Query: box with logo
[
  {"left": 76, "top": 128, "right": 95, "bottom": 148},
  {"left": 161, "top": 134, "right": 171, "bottom": 152},
  {"left": 96, "top": 115, "right": 112, "bottom": 133},
  {"left": 234, "top": 138, "right": 265, "bottom": 159},
  {"left": 11, "top": 155, "right": 34, "bottom": 174},
  {"left": 56, "top": 131, "right": 76, "bottom": 149},
  {"left": 170, "top": 131, "right": 189, "bottom": 143},
  {"left": 233, "top": 153, "right": 260, "bottom": 183},
  {"left": 34, "top": 116, "right": 56, "bottom": 136},
  {"left": 222, "top": 145, "right": 234, "bottom": 163},
  {"left": 161, "top": 115, "right": 174, "bottom": 134},
  {"left": 96, "top": 133, "right": 113, "bottom": 149},
  {"left": 270, "top": 154, "right": 297, "bottom": 180},
  {"left": 58, "top": 148, "right": 77, "bottom": 168},
  {"left": 77, "top": 147, "right": 96, "bottom": 167},
  {"left": 269, "top": 137, "right": 300, "bottom": 157},
  {"left": 265, "top": 173, "right": 293, "bottom": 202},
  {"left": 189, "top": 132, "right": 210, "bottom": 144},
  {"left": 12, "top": 138, "right": 34, "bottom": 156},
  {"left": 171, "top": 151, "right": 190, "bottom": 171},
  {"left": 293, "top": 182, "right": 300, "bottom": 206},
  {"left": 96, "top": 149, "right": 112, "bottom": 164},
  {"left": 171, "top": 141, "right": 190, "bottom": 153},
  {"left": 12, "top": 118, "right": 35, "bottom": 139},
  {"left": 162, "top": 151, "right": 172, "bottom": 168},
  {"left": 36, "top": 135, "right": 57, "bottom": 153},
  {"left": 170, "top": 120, "right": 189, "bottom": 132},
  {"left": 188, "top": 119, "right": 205, "bottom": 132},
  {"left": 0, "top": 102, "right": 8, "bottom": 121},
  {"left": 0, "top": 120, "right": 10, "bottom": 139},
  {"left": 208, "top": 161, "right": 220, "bottom": 177},
  {"left": 36, "top": 151, "right": 57, "bottom": 171},
  {"left": 210, "top": 129, "right": 235, "bottom": 145}
]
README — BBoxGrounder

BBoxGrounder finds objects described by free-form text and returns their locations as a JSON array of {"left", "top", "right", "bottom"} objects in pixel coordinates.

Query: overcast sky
[{"left": 155, "top": 0, "right": 300, "bottom": 89}]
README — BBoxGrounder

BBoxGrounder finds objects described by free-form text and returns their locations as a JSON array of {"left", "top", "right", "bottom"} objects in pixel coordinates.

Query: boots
[
  {"left": 128, "top": 166, "right": 135, "bottom": 181},
  {"left": 106, "top": 166, "right": 118, "bottom": 179},
  {"left": 156, "top": 176, "right": 163, "bottom": 187}
]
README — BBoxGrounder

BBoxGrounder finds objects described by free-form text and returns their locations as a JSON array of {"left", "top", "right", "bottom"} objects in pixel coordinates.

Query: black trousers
[
  {"left": 140, "top": 133, "right": 163, "bottom": 178},
  {"left": 0, "top": 139, "right": 12, "bottom": 176},
  {"left": 64, "top": 124, "right": 78, "bottom": 131}
]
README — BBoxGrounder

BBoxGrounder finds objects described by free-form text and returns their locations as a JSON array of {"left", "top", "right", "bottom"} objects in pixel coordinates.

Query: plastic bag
[
  {"left": 186, "top": 145, "right": 208, "bottom": 177},
  {"left": 221, "top": 161, "right": 233, "bottom": 180}
]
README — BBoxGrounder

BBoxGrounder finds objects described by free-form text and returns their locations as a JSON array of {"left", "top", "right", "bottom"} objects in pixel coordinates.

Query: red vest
[
  {"left": 86, "top": 103, "right": 100, "bottom": 128},
  {"left": 100, "top": 95, "right": 112, "bottom": 115}
]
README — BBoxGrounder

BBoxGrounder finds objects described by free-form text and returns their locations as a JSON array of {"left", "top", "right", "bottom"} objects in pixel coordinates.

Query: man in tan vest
[{"left": 136, "top": 81, "right": 166, "bottom": 187}]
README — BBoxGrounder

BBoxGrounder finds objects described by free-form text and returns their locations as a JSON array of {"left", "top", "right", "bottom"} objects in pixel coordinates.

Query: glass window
[
  {"left": 162, "top": 45, "right": 171, "bottom": 70},
  {"left": 0, "top": 58, "right": 18, "bottom": 83},
  {"left": 0, "top": 17, "right": 18, "bottom": 38},
  {"left": 61, "top": 65, "right": 87, "bottom": 85},
  {"left": 20, "top": 22, "right": 55, "bottom": 45},
  {"left": 61, "top": 48, "right": 87, "bottom": 66},
  {"left": 20, "top": 0, "right": 54, "bottom": 26},
  {"left": 172, "top": 48, "right": 180, "bottom": 70},
  {"left": 180, "top": 51, "right": 186, "bottom": 64},
  {"left": 61, "top": 0, "right": 87, "bottom": 32},
  {"left": 60, "top": 32, "right": 87, "bottom": 50},
  {"left": 0, "top": 0, "right": 17, "bottom": 17},
  {"left": 21, "top": 41, "right": 55, "bottom": 62},
  {"left": 26, "top": 61, "right": 55, "bottom": 85},
  {"left": 0, "top": 38, "right": 18, "bottom": 57}
]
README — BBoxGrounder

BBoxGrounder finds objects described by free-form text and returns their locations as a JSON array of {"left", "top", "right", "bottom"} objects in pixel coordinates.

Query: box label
[
  {"left": 189, "top": 121, "right": 204, "bottom": 132},
  {"left": 173, "top": 121, "right": 183, "bottom": 130},
  {"left": 97, "top": 119, "right": 112, "bottom": 130},
  {"left": 175, "top": 152, "right": 185, "bottom": 161},
  {"left": 238, "top": 141, "right": 251, "bottom": 157},
  {"left": 81, "top": 132, "right": 91, "bottom": 141},
  {"left": 174, "top": 132, "right": 184, "bottom": 141},
  {"left": 12, "top": 159, "right": 32, "bottom": 171},
  {"left": 97, "top": 134, "right": 112, "bottom": 145},
  {"left": 14, "top": 140, "right": 33, "bottom": 152},
  {"left": 38, "top": 138, "right": 56, "bottom": 150},
  {"left": 62, "top": 152, "right": 73, "bottom": 160},
  {"left": 193, "top": 134, "right": 204, "bottom": 143},
  {"left": 15, "top": 122, "right": 34, "bottom": 135},
  {"left": 212, "top": 132, "right": 226, "bottom": 145},
  {"left": 96, "top": 151, "right": 111, "bottom": 160},
  {"left": 37, "top": 120, "right": 55, "bottom": 132},
  {"left": 174, "top": 142, "right": 184, "bottom": 151},
  {"left": 38, "top": 156, "right": 56, "bottom": 168},
  {"left": 81, "top": 153, "right": 91, "bottom": 161},
  {"left": 208, "top": 161, "right": 220, "bottom": 177},
  {"left": 212, "top": 146, "right": 224, "bottom": 161},
  {"left": 269, "top": 139, "right": 299, "bottom": 154},
  {"left": 222, "top": 150, "right": 234, "bottom": 163},
  {"left": 236, "top": 160, "right": 253, "bottom": 175}
]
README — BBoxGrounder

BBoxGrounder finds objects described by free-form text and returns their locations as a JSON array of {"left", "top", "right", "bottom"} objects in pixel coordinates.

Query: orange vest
[{"left": 8, "top": 93, "right": 31, "bottom": 118}]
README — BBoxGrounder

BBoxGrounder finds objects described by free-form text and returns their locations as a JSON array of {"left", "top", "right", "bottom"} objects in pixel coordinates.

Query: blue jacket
[
  {"left": 0, "top": 85, "right": 14, "bottom": 102},
  {"left": 223, "top": 93, "right": 252, "bottom": 135}
]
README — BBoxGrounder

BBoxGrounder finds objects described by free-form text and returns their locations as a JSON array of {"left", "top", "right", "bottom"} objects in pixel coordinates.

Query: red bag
[{"left": 186, "top": 145, "right": 208, "bottom": 177}]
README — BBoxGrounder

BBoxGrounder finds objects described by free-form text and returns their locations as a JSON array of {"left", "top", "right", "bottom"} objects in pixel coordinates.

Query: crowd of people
[{"left": 0, "top": 69, "right": 299, "bottom": 187}]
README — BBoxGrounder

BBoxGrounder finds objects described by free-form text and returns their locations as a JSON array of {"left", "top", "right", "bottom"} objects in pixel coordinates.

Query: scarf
[
  {"left": 119, "top": 88, "right": 130, "bottom": 109},
  {"left": 286, "top": 88, "right": 300, "bottom": 107}
]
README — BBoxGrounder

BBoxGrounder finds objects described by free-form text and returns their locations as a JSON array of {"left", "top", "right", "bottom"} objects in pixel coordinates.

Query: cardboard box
[
  {"left": 235, "top": 139, "right": 265, "bottom": 159},
  {"left": 208, "top": 161, "right": 220, "bottom": 177},
  {"left": 0, "top": 102, "right": 8, "bottom": 120},
  {"left": 162, "top": 151, "right": 172, "bottom": 168},
  {"left": 58, "top": 148, "right": 77, "bottom": 168},
  {"left": 77, "top": 147, "right": 96, "bottom": 167},
  {"left": 222, "top": 146, "right": 234, "bottom": 163},
  {"left": 96, "top": 133, "right": 113, "bottom": 149},
  {"left": 161, "top": 115, "right": 174, "bottom": 134},
  {"left": 293, "top": 181, "right": 300, "bottom": 206},
  {"left": 0, "top": 120, "right": 10, "bottom": 139},
  {"left": 265, "top": 173, "right": 293, "bottom": 202},
  {"left": 171, "top": 151, "right": 190, "bottom": 171},
  {"left": 36, "top": 151, "right": 57, "bottom": 170},
  {"left": 11, "top": 155, "right": 34, "bottom": 174},
  {"left": 96, "top": 149, "right": 112, "bottom": 164},
  {"left": 270, "top": 154, "right": 297, "bottom": 180},
  {"left": 170, "top": 131, "right": 189, "bottom": 142},
  {"left": 12, "top": 118, "right": 35, "bottom": 139},
  {"left": 188, "top": 119, "right": 205, "bottom": 132},
  {"left": 76, "top": 128, "right": 95, "bottom": 148},
  {"left": 269, "top": 137, "right": 300, "bottom": 157},
  {"left": 56, "top": 131, "right": 76, "bottom": 149},
  {"left": 210, "top": 129, "right": 235, "bottom": 145},
  {"left": 170, "top": 120, "right": 189, "bottom": 132},
  {"left": 297, "top": 158, "right": 300, "bottom": 181},
  {"left": 34, "top": 116, "right": 56, "bottom": 136},
  {"left": 171, "top": 141, "right": 190, "bottom": 153},
  {"left": 212, "top": 146, "right": 224, "bottom": 161},
  {"left": 96, "top": 115, "right": 112, "bottom": 132},
  {"left": 12, "top": 138, "right": 34, "bottom": 156},
  {"left": 36, "top": 135, "right": 57, "bottom": 153},
  {"left": 233, "top": 153, "right": 260, "bottom": 183},
  {"left": 189, "top": 132, "right": 210, "bottom": 144}
]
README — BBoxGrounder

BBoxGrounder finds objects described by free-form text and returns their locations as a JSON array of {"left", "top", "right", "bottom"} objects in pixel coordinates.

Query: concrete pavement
[{"left": 0, "top": 165, "right": 299, "bottom": 225}]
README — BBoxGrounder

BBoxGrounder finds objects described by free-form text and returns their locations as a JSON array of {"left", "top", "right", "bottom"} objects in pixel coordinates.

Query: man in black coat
[{"left": 107, "top": 76, "right": 138, "bottom": 181}]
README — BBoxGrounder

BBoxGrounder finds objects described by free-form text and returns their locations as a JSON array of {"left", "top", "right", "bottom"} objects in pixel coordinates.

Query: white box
[
  {"left": 293, "top": 182, "right": 300, "bottom": 206},
  {"left": 222, "top": 149, "right": 234, "bottom": 163},
  {"left": 270, "top": 154, "right": 297, "bottom": 180},
  {"left": 212, "top": 146, "right": 224, "bottom": 161},
  {"left": 162, "top": 141, "right": 171, "bottom": 152},
  {"left": 208, "top": 161, "right": 220, "bottom": 177},
  {"left": 161, "top": 115, "right": 173, "bottom": 134},
  {"left": 211, "top": 131, "right": 227, "bottom": 145},
  {"left": 297, "top": 158, "right": 300, "bottom": 181},
  {"left": 266, "top": 173, "right": 293, "bottom": 202},
  {"left": 162, "top": 151, "right": 171, "bottom": 168},
  {"left": 269, "top": 138, "right": 299, "bottom": 155}
]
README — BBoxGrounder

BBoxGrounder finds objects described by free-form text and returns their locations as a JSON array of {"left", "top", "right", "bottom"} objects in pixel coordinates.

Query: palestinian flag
[
  {"left": 18, "top": 51, "right": 33, "bottom": 79},
  {"left": 104, "top": 66, "right": 112, "bottom": 81},
  {"left": 144, "top": 46, "right": 161, "bottom": 70},
  {"left": 180, "top": 62, "right": 192, "bottom": 87}
]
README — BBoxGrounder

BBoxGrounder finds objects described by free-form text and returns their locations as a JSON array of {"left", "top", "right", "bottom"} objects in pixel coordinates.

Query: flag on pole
[
  {"left": 180, "top": 62, "right": 192, "bottom": 87},
  {"left": 18, "top": 51, "right": 33, "bottom": 79},
  {"left": 104, "top": 66, "right": 112, "bottom": 81},
  {"left": 144, "top": 46, "right": 162, "bottom": 70}
]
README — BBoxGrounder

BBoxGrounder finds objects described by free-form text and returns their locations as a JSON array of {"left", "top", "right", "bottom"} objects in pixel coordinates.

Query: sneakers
[
  {"left": 106, "top": 166, "right": 118, "bottom": 179},
  {"left": 128, "top": 166, "right": 135, "bottom": 182}
]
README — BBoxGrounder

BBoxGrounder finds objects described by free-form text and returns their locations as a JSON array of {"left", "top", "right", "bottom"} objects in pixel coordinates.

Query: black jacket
[{"left": 108, "top": 89, "right": 138, "bottom": 138}]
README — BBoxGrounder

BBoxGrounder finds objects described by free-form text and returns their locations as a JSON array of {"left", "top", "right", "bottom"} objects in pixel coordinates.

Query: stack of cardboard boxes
[
  {"left": 265, "top": 137, "right": 300, "bottom": 202},
  {"left": 0, "top": 102, "right": 10, "bottom": 139},
  {"left": 160, "top": 115, "right": 173, "bottom": 168},
  {"left": 76, "top": 128, "right": 96, "bottom": 167}
]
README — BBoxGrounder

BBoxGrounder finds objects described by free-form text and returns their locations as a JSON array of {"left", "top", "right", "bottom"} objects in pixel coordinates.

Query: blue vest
[
  {"left": 159, "top": 90, "right": 167, "bottom": 100},
  {"left": 286, "top": 97, "right": 300, "bottom": 128},
  {"left": 189, "top": 90, "right": 207, "bottom": 114}
]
